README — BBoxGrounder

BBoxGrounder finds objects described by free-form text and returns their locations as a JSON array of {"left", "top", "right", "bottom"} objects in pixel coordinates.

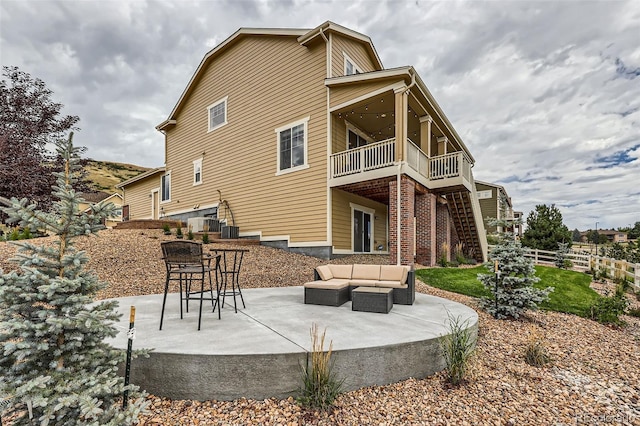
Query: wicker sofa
[{"left": 304, "top": 264, "right": 415, "bottom": 307}]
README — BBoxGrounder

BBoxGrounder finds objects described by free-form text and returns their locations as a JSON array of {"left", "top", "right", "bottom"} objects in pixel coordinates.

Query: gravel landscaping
[{"left": 2, "top": 229, "right": 640, "bottom": 425}]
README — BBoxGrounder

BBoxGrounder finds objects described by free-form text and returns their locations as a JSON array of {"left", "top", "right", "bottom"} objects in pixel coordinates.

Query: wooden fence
[{"left": 489, "top": 246, "right": 640, "bottom": 288}]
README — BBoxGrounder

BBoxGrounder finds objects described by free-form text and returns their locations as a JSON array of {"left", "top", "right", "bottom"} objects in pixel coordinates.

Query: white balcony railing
[
  {"left": 330, "top": 138, "right": 473, "bottom": 185},
  {"left": 429, "top": 151, "right": 472, "bottom": 181},
  {"left": 406, "top": 139, "right": 429, "bottom": 179},
  {"left": 330, "top": 138, "right": 396, "bottom": 178}
]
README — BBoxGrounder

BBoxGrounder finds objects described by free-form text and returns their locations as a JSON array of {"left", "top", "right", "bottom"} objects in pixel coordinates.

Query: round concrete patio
[{"left": 107, "top": 287, "right": 478, "bottom": 401}]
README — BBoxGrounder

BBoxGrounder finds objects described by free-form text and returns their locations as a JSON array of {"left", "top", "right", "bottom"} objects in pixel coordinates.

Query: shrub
[
  {"left": 555, "top": 242, "right": 570, "bottom": 269},
  {"left": 524, "top": 326, "right": 551, "bottom": 367},
  {"left": 596, "top": 267, "right": 610, "bottom": 282},
  {"left": 298, "top": 324, "right": 343, "bottom": 410},
  {"left": 8, "top": 227, "right": 20, "bottom": 241},
  {"left": 176, "top": 227, "right": 183, "bottom": 238},
  {"left": 438, "top": 242, "right": 449, "bottom": 267},
  {"left": 162, "top": 223, "right": 171, "bottom": 235},
  {"left": 439, "top": 313, "right": 476, "bottom": 385},
  {"left": 478, "top": 238, "right": 553, "bottom": 319},
  {"left": 202, "top": 233, "right": 210, "bottom": 244},
  {"left": 187, "top": 230, "right": 194, "bottom": 240},
  {"left": 589, "top": 285, "right": 630, "bottom": 326},
  {"left": 20, "top": 226, "right": 31, "bottom": 239},
  {"left": 627, "top": 307, "right": 640, "bottom": 318}
]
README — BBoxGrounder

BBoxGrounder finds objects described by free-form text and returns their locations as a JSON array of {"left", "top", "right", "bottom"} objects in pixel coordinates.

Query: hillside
[{"left": 84, "top": 159, "right": 149, "bottom": 193}]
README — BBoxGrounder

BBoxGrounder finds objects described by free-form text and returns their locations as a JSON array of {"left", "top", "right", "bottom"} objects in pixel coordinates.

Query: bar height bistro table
[{"left": 211, "top": 248, "right": 248, "bottom": 313}]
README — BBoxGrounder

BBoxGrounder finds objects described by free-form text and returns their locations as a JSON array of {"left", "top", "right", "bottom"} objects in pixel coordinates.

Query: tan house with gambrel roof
[{"left": 120, "top": 21, "right": 487, "bottom": 265}]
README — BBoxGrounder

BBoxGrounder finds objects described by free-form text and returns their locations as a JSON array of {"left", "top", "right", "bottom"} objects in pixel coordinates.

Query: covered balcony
[
  {"left": 329, "top": 137, "right": 474, "bottom": 193},
  {"left": 326, "top": 70, "right": 476, "bottom": 193}
]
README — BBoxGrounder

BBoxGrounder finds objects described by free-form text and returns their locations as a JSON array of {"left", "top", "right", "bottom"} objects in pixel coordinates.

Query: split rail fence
[{"left": 519, "top": 247, "right": 640, "bottom": 288}]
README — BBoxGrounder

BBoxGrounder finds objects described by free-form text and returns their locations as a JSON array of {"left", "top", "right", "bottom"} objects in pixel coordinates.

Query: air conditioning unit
[
  {"left": 188, "top": 217, "right": 222, "bottom": 233},
  {"left": 221, "top": 225, "right": 239, "bottom": 239}
]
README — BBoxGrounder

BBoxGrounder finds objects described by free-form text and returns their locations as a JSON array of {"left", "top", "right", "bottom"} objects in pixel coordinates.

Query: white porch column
[
  {"left": 437, "top": 136, "right": 448, "bottom": 156},
  {"left": 419, "top": 115, "right": 432, "bottom": 157},
  {"left": 394, "top": 86, "right": 408, "bottom": 162}
]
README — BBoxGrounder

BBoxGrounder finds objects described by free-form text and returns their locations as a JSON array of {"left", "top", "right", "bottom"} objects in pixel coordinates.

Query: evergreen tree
[
  {"left": 555, "top": 242, "right": 570, "bottom": 269},
  {"left": 522, "top": 204, "right": 572, "bottom": 251},
  {"left": 572, "top": 228, "right": 582, "bottom": 242},
  {"left": 0, "top": 134, "right": 147, "bottom": 425},
  {"left": 478, "top": 222, "right": 553, "bottom": 319}
]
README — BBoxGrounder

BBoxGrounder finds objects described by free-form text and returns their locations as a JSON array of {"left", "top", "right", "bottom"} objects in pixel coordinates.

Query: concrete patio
[{"left": 106, "top": 287, "right": 478, "bottom": 401}]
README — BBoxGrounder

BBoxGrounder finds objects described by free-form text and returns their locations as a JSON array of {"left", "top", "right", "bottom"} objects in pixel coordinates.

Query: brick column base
[
  {"left": 389, "top": 176, "right": 415, "bottom": 266},
  {"left": 416, "top": 192, "right": 436, "bottom": 265}
]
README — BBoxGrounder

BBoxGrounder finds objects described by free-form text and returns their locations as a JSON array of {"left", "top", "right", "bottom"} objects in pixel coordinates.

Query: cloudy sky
[{"left": 1, "top": 0, "right": 638, "bottom": 231}]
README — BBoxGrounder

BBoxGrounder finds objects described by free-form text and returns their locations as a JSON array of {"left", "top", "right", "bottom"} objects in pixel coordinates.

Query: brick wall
[
  {"left": 416, "top": 192, "right": 436, "bottom": 265},
  {"left": 389, "top": 176, "right": 415, "bottom": 265},
  {"left": 436, "top": 201, "right": 451, "bottom": 262}
]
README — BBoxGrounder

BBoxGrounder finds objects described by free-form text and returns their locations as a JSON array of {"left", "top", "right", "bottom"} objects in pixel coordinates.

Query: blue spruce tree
[
  {"left": 0, "top": 134, "right": 147, "bottom": 425},
  {"left": 478, "top": 211, "right": 553, "bottom": 319}
]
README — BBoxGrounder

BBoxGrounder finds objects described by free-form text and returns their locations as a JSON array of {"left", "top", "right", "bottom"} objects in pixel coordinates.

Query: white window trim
[
  {"left": 207, "top": 96, "right": 228, "bottom": 133},
  {"left": 275, "top": 116, "right": 310, "bottom": 176},
  {"left": 345, "top": 120, "right": 374, "bottom": 150},
  {"left": 160, "top": 171, "right": 171, "bottom": 204},
  {"left": 350, "top": 202, "right": 375, "bottom": 253},
  {"left": 343, "top": 52, "right": 362, "bottom": 76},
  {"left": 193, "top": 158, "right": 203, "bottom": 186}
]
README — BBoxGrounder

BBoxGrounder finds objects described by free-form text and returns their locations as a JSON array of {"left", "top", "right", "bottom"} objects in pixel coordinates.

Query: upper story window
[
  {"left": 344, "top": 53, "right": 362, "bottom": 76},
  {"left": 161, "top": 172, "right": 171, "bottom": 202},
  {"left": 275, "top": 117, "right": 310, "bottom": 175},
  {"left": 207, "top": 96, "right": 228, "bottom": 132},
  {"left": 193, "top": 158, "right": 203, "bottom": 185},
  {"left": 477, "top": 190, "right": 492, "bottom": 200}
]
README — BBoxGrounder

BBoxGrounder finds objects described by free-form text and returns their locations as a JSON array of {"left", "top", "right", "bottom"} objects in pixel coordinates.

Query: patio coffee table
[{"left": 351, "top": 287, "right": 393, "bottom": 314}]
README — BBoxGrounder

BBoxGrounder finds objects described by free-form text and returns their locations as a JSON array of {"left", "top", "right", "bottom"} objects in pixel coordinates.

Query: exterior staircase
[{"left": 440, "top": 180, "right": 488, "bottom": 263}]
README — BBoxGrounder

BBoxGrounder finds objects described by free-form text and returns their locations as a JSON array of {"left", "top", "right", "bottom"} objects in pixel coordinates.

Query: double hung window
[
  {"left": 276, "top": 117, "right": 309, "bottom": 174},
  {"left": 207, "top": 97, "right": 227, "bottom": 132}
]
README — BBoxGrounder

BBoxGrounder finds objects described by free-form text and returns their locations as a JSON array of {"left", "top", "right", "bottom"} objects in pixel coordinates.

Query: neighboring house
[
  {"left": 475, "top": 181, "right": 520, "bottom": 236},
  {"left": 116, "top": 168, "right": 166, "bottom": 222},
  {"left": 120, "top": 21, "right": 487, "bottom": 265},
  {"left": 597, "top": 229, "right": 628, "bottom": 243},
  {"left": 79, "top": 192, "right": 124, "bottom": 228}
]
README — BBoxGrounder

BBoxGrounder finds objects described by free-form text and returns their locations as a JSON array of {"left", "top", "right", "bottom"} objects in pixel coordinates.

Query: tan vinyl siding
[
  {"left": 331, "top": 188, "right": 388, "bottom": 251},
  {"left": 331, "top": 33, "right": 378, "bottom": 77},
  {"left": 123, "top": 174, "right": 162, "bottom": 220},
  {"left": 163, "top": 35, "right": 328, "bottom": 243},
  {"left": 476, "top": 183, "right": 498, "bottom": 233},
  {"left": 329, "top": 80, "right": 398, "bottom": 109},
  {"left": 331, "top": 115, "right": 348, "bottom": 154}
]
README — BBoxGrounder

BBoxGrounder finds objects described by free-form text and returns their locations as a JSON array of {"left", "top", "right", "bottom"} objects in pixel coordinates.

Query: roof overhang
[
  {"left": 325, "top": 66, "right": 412, "bottom": 88},
  {"left": 298, "top": 21, "right": 383, "bottom": 70},
  {"left": 116, "top": 167, "right": 166, "bottom": 189},
  {"left": 327, "top": 66, "right": 475, "bottom": 163}
]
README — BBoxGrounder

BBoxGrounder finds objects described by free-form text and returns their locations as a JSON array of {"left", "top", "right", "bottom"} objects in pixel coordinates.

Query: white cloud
[{"left": 1, "top": 0, "right": 638, "bottom": 230}]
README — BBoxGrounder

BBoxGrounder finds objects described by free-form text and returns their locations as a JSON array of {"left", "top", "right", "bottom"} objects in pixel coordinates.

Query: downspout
[
  {"left": 396, "top": 71, "right": 417, "bottom": 265},
  {"left": 396, "top": 164, "right": 401, "bottom": 265}
]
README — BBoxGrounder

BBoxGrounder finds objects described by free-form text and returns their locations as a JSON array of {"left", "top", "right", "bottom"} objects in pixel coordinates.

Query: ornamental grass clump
[
  {"left": 298, "top": 324, "right": 343, "bottom": 410},
  {"left": 524, "top": 326, "right": 551, "bottom": 367},
  {"left": 439, "top": 313, "right": 476, "bottom": 385}
]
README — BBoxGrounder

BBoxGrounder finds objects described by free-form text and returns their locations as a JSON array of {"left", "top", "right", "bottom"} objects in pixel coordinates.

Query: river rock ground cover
[{"left": 1, "top": 229, "right": 639, "bottom": 425}]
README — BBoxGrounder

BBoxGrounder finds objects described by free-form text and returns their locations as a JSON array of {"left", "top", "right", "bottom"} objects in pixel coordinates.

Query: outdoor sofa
[{"left": 304, "top": 264, "right": 415, "bottom": 307}]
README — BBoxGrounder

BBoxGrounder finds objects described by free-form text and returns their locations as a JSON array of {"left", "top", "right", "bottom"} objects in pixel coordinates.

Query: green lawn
[{"left": 416, "top": 265, "right": 600, "bottom": 317}]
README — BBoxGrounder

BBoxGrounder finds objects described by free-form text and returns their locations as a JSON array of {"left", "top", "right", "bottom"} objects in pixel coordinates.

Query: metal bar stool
[
  {"left": 212, "top": 248, "right": 248, "bottom": 313},
  {"left": 160, "top": 241, "right": 221, "bottom": 330}
]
